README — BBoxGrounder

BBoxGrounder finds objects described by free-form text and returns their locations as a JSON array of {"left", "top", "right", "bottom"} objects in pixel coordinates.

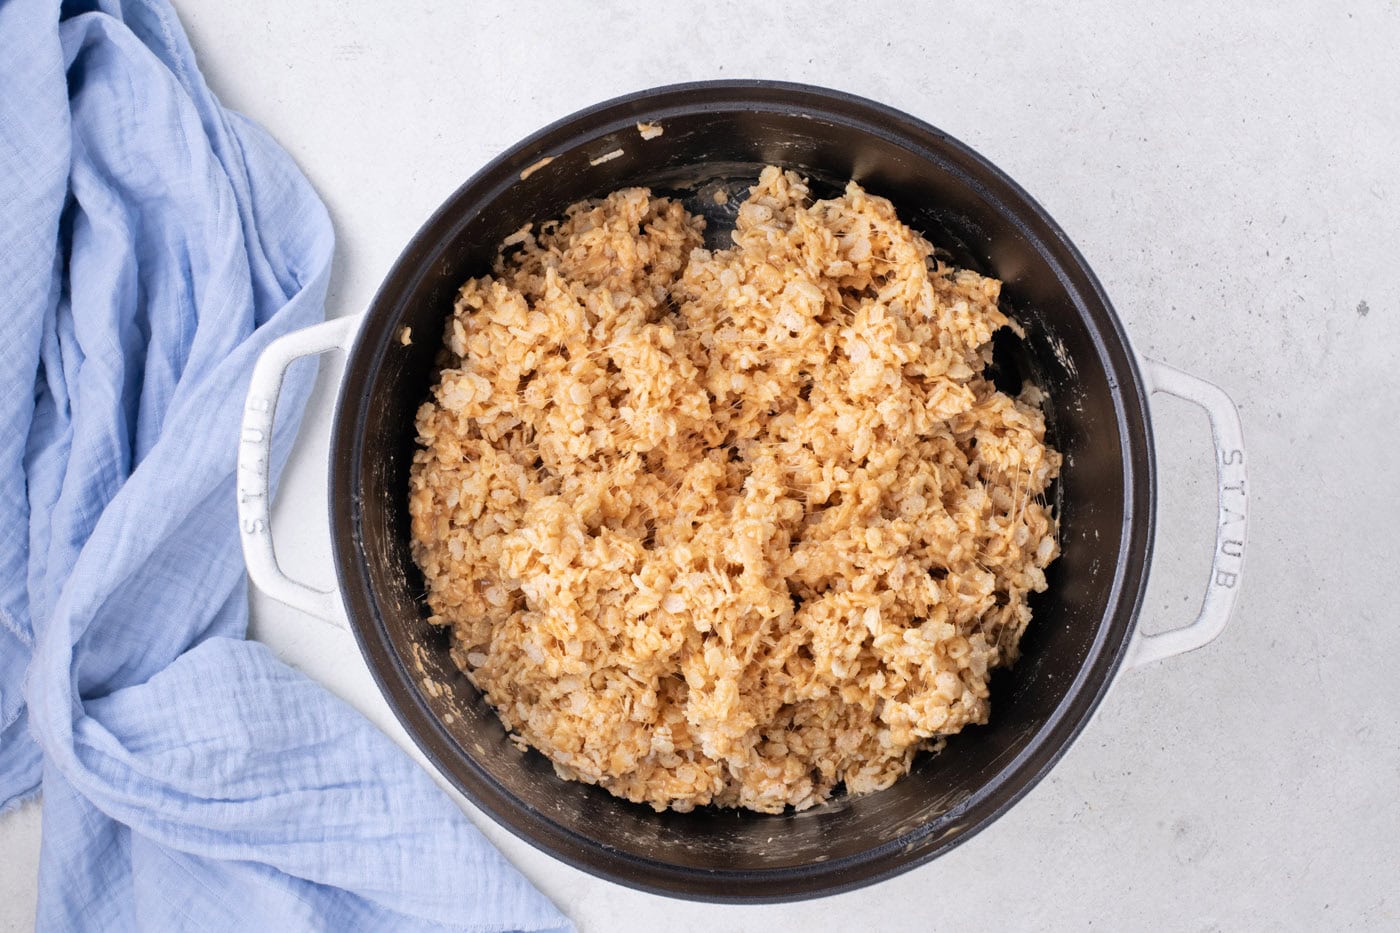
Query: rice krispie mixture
[{"left": 409, "top": 166, "right": 1060, "bottom": 813}]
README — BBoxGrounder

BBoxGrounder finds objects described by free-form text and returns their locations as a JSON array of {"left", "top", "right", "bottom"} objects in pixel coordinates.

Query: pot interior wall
[{"left": 332, "top": 85, "right": 1151, "bottom": 899}]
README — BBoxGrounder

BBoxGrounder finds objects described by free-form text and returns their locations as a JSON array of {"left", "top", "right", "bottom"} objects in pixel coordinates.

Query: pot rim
[{"left": 328, "top": 79, "right": 1156, "bottom": 902}]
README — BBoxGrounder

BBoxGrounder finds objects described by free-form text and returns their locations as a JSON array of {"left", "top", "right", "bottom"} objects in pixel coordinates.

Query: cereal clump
[{"left": 409, "top": 166, "right": 1060, "bottom": 813}]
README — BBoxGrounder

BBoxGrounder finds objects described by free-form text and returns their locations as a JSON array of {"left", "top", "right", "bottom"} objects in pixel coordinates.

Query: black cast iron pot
[{"left": 237, "top": 81, "right": 1248, "bottom": 902}]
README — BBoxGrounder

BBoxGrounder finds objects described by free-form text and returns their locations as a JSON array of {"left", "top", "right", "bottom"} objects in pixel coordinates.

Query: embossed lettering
[
  {"left": 1221, "top": 448, "right": 1243, "bottom": 466},
  {"left": 241, "top": 517, "right": 267, "bottom": 534},
  {"left": 1221, "top": 538, "right": 1244, "bottom": 558},
  {"left": 1215, "top": 569, "right": 1238, "bottom": 588}
]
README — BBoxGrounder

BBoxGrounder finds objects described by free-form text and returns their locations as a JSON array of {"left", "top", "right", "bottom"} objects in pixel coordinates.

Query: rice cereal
[{"left": 409, "top": 166, "right": 1061, "bottom": 813}]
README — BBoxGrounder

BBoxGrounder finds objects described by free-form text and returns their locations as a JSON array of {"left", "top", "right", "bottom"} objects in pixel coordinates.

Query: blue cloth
[{"left": 0, "top": 1, "right": 572, "bottom": 929}]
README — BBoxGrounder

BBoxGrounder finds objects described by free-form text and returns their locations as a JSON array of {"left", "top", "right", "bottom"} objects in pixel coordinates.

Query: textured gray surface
[{"left": 4, "top": 2, "right": 1397, "bottom": 930}]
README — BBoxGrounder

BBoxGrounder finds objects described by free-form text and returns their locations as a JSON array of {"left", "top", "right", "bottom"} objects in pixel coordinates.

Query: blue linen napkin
[{"left": 0, "top": 0, "right": 572, "bottom": 929}]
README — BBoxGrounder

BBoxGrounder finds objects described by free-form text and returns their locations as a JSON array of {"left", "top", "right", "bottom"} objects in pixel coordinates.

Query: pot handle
[
  {"left": 237, "top": 315, "right": 362, "bottom": 624},
  {"left": 1127, "top": 358, "right": 1248, "bottom": 668}
]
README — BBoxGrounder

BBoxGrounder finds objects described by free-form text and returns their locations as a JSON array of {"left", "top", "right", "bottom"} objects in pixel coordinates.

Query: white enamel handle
[
  {"left": 1127, "top": 358, "right": 1248, "bottom": 668},
  {"left": 237, "top": 315, "right": 361, "bottom": 623}
]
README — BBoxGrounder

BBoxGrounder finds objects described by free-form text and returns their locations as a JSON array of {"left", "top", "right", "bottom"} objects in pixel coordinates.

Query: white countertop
[{"left": 5, "top": 2, "right": 1399, "bottom": 930}]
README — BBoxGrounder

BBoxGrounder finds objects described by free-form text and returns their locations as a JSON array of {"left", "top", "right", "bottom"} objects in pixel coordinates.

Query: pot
[{"left": 236, "top": 81, "right": 1248, "bottom": 902}]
